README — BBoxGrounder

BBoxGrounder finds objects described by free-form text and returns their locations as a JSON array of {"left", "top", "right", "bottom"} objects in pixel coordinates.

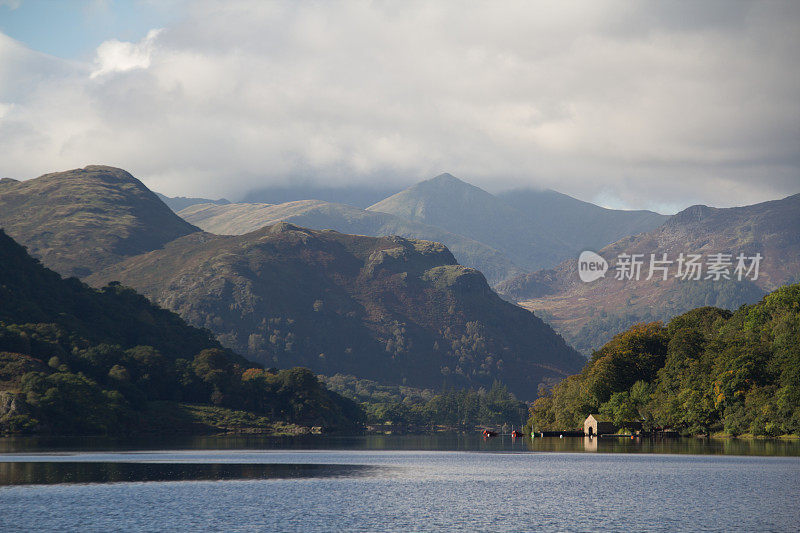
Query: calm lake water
[{"left": 1, "top": 435, "right": 799, "bottom": 532}]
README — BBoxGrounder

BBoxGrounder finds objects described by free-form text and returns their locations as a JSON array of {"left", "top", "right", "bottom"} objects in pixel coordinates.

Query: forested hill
[
  {"left": 89, "top": 223, "right": 585, "bottom": 399},
  {"left": 0, "top": 166, "right": 199, "bottom": 278},
  {"left": 527, "top": 283, "right": 800, "bottom": 437},
  {"left": 0, "top": 229, "right": 237, "bottom": 361},
  {"left": 0, "top": 230, "right": 360, "bottom": 435}
]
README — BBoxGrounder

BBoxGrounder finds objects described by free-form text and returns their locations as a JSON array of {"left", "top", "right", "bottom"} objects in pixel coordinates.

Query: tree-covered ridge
[
  {"left": 527, "top": 284, "right": 800, "bottom": 437},
  {"left": 0, "top": 229, "right": 237, "bottom": 362},
  {"left": 89, "top": 222, "right": 585, "bottom": 399},
  {"left": 0, "top": 229, "right": 359, "bottom": 435}
]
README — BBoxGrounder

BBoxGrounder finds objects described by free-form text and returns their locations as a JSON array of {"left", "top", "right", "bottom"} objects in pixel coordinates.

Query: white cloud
[
  {"left": 90, "top": 28, "right": 161, "bottom": 78},
  {"left": 0, "top": 0, "right": 798, "bottom": 209}
]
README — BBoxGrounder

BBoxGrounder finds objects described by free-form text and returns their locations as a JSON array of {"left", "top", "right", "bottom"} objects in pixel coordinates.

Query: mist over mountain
[
  {"left": 499, "top": 193, "right": 800, "bottom": 353},
  {"left": 494, "top": 188, "right": 668, "bottom": 253},
  {"left": 242, "top": 184, "right": 401, "bottom": 209},
  {"left": 89, "top": 223, "right": 584, "bottom": 399},
  {"left": 156, "top": 193, "right": 230, "bottom": 212},
  {"left": 0, "top": 166, "right": 199, "bottom": 278}
]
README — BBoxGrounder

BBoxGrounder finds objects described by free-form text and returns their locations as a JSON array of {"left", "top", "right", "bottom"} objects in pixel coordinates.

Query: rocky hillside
[
  {"left": 89, "top": 223, "right": 585, "bottom": 399},
  {"left": 499, "top": 193, "right": 800, "bottom": 353},
  {"left": 178, "top": 200, "right": 524, "bottom": 285},
  {"left": 0, "top": 166, "right": 199, "bottom": 278}
]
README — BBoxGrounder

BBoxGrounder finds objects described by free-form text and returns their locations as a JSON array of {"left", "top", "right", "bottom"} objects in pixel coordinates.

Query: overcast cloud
[{"left": 0, "top": 0, "right": 798, "bottom": 212}]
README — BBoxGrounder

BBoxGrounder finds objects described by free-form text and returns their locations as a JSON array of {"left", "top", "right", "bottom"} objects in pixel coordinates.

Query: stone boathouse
[
  {"left": 584, "top": 414, "right": 643, "bottom": 436},
  {"left": 584, "top": 414, "right": 615, "bottom": 436}
]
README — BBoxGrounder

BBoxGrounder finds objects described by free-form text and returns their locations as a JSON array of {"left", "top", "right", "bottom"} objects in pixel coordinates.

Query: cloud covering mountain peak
[{"left": 0, "top": 1, "right": 797, "bottom": 210}]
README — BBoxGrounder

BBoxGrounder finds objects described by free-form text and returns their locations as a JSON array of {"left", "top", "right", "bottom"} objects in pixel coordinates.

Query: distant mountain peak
[
  {"left": 266, "top": 221, "right": 308, "bottom": 235},
  {"left": 429, "top": 172, "right": 459, "bottom": 182},
  {"left": 668, "top": 204, "right": 714, "bottom": 225},
  {"left": 419, "top": 172, "right": 479, "bottom": 191},
  {"left": 82, "top": 164, "right": 129, "bottom": 173},
  {"left": 60, "top": 165, "right": 141, "bottom": 185}
]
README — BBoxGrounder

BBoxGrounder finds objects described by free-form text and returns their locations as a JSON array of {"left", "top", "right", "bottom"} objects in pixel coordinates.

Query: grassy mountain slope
[
  {"left": 89, "top": 223, "right": 585, "bottom": 400},
  {"left": 178, "top": 200, "right": 524, "bottom": 285},
  {"left": 501, "top": 193, "right": 800, "bottom": 353},
  {"left": 0, "top": 229, "right": 359, "bottom": 435},
  {"left": 0, "top": 166, "right": 199, "bottom": 278}
]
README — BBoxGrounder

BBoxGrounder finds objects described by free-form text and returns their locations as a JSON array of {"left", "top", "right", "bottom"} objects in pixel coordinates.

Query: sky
[{"left": 0, "top": 0, "right": 798, "bottom": 213}]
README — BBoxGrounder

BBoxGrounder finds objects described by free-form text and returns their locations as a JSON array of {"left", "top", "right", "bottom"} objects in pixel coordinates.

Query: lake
[{"left": 1, "top": 435, "right": 799, "bottom": 532}]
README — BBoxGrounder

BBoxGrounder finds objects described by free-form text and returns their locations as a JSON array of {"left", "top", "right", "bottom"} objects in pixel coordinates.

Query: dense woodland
[
  {"left": 527, "top": 284, "right": 800, "bottom": 437},
  {"left": 322, "top": 374, "right": 528, "bottom": 429}
]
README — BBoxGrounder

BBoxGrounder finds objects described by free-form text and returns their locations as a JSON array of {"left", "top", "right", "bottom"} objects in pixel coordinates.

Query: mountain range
[
  {"left": 498, "top": 193, "right": 800, "bottom": 353},
  {"left": 88, "top": 223, "right": 585, "bottom": 398},
  {"left": 0, "top": 166, "right": 585, "bottom": 399},
  {"left": 177, "top": 173, "right": 666, "bottom": 285},
  {"left": 2, "top": 164, "right": 796, "bottom": 389},
  {"left": 368, "top": 174, "right": 667, "bottom": 273},
  {"left": 178, "top": 199, "right": 524, "bottom": 285}
]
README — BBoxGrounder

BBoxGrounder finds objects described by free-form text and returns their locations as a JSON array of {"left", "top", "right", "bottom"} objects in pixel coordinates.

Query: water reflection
[
  {"left": 0, "top": 462, "right": 382, "bottom": 486},
  {"left": 1, "top": 433, "right": 798, "bottom": 456}
]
